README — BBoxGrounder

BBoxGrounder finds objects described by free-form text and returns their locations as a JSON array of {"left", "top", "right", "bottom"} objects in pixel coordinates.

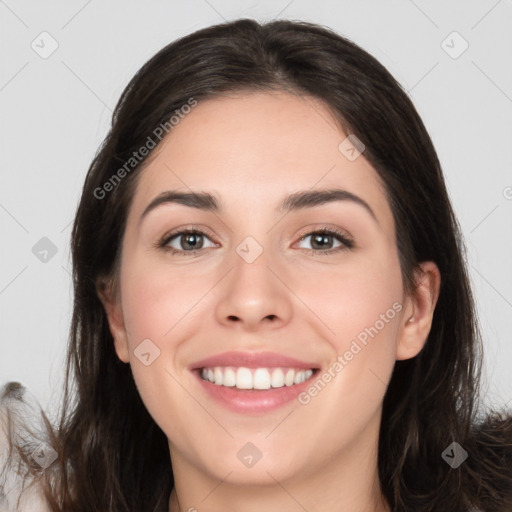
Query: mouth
[
  {"left": 189, "top": 351, "right": 322, "bottom": 414},
  {"left": 196, "top": 366, "right": 318, "bottom": 390}
]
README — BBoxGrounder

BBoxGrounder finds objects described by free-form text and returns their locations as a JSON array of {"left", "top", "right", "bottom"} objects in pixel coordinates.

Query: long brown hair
[{"left": 2, "top": 18, "right": 511, "bottom": 511}]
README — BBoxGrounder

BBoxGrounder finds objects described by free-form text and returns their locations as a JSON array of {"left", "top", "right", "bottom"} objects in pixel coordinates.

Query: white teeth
[
  {"left": 223, "top": 367, "right": 236, "bottom": 387},
  {"left": 199, "top": 366, "right": 315, "bottom": 390},
  {"left": 214, "top": 367, "right": 223, "bottom": 386},
  {"left": 236, "top": 367, "right": 253, "bottom": 389},
  {"left": 293, "top": 370, "right": 313, "bottom": 384},
  {"left": 294, "top": 370, "right": 305, "bottom": 384},
  {"left": 270, "top": 368, "right": 285, "bottom": 388},
  {"left": 253, "top": 368, "right": 271, "bottom": 390}
]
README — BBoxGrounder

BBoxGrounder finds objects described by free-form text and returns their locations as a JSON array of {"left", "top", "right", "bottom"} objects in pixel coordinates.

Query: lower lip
[{"left": 193, "top": 370, "right": 317, "bottom": 414}]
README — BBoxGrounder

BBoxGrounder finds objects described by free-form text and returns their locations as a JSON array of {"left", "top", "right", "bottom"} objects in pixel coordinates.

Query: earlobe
[
  {"left": 96, "top": 279, "right": 130, "bottom": 364},
  {"left": 396, "top": 261, "right": 441, "bottom": 361}
]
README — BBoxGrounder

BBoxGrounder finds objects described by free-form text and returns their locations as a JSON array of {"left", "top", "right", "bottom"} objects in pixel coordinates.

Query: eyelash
[{"left": 155, "top": 226, "right": 354, "bottom": 257}]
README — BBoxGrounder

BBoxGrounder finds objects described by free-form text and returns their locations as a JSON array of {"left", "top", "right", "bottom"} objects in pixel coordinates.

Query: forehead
[{"left": 128, "top": 91, "right": 393, "bottom": 230}]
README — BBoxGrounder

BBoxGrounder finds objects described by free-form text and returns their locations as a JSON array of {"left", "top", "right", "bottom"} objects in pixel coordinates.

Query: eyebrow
[{"left": 139, "top": 188, "right": 378, "bottom": 225}]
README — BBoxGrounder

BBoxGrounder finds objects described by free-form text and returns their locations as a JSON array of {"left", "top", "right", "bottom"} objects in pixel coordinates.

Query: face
[{"left": 99, "top": 90, "right": 438, "bottom": 489}]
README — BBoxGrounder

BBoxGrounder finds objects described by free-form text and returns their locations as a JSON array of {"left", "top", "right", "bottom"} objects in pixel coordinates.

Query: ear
[
  {"left": 396, "top": 261, "right": 441, "bottom": 361},
  {"left": 96, "top": 278, "right": 130, "bottom": 363}
]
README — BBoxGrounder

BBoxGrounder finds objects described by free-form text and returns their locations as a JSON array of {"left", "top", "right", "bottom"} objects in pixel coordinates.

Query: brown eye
[
  {"left": 297, "top": 228, "right": 354, "bottom": 254},
  {"left": 159, "top": 228, "right": 216, "bottom": 256}
]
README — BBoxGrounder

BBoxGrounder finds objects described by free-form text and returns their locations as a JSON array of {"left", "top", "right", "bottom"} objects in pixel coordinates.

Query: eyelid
[
  {"left": 295, "top": 224, "right": 353, "bottom": 243},
  {"left": 158, "top": 224, "right": 219, "bottom": 248}
]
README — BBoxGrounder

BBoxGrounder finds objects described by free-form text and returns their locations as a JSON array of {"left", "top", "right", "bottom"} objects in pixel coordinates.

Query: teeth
[
  {"left": 223, "top": 368, "right": 236, "bottom": 387},
  {"left": 236, "top": 367, "right": 253, "bottom": 389},
  {"left": 253, "top": 368, "right": 271, "bottom": 390},
  {"left": 270, "top": 368, "right": 284, "bottom": 388},
  {"left": 199, "top": 367, "right": 315, "bottom": 390},
  {"left": 214, "top": 367, "right": 223, "bottom": 386}
]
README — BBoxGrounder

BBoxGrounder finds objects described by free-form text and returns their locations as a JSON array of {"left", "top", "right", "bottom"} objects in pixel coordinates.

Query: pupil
[
  {"left": 313, "top": 234, "right": 331, "bottom": 249},
  {"left": 184, "top": 234, "right": 201, "bottom": 250}
]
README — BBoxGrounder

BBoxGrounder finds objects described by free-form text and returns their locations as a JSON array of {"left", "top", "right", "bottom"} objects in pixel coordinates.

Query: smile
[
  {"left": 190, "top": 350, "right": 322, "bottom": 414},
  {"left": 200, "top": 366, "right": 315, "bottom": 390}
]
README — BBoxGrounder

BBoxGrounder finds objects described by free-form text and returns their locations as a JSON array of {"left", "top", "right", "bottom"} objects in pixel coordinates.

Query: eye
[
  {"left": 296, "top": 227, "right": 354, "bottom": 255},
  {"left": 158, "top": 228, "right": 216, "bottom": 256}
]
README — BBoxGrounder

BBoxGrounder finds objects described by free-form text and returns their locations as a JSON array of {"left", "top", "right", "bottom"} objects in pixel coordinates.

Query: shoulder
[{"left": 0, "top": 382, "right": 53, "bottom": 512}]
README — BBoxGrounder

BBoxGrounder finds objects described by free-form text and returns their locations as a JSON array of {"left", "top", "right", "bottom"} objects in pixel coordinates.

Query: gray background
[{"left": 1, "top": 0, "right": 511, "bottom": 420}]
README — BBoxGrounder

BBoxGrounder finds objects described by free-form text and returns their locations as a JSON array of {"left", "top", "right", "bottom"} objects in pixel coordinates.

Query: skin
[{"left": 98, "top": 90, "right": 440, "bottom": 512}]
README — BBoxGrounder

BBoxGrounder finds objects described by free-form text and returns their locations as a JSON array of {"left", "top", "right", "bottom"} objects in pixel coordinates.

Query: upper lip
[{"left": 190, "top": 351, "right": 321, "bottom": 370}]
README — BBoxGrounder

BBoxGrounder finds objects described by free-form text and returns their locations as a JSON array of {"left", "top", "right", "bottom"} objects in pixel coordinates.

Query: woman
[{"left": 1, "top": 18, "right": 511, "bottom": 512}]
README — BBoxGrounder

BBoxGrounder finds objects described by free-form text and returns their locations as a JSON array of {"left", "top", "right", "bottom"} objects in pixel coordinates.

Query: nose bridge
[
  {"left": 224, "top": 196, "right": 277, "bottom": 275},
  {"left": 230, "top": 231, "right": 279, "bottom": 300},
  {"left": 214, "top": 229, "right": 293, "bottom": 329}
]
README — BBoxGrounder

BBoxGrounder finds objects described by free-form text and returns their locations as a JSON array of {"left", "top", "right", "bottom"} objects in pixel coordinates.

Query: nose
[{"left": 214, "top": 244, "right": 293, "bottom": 332}]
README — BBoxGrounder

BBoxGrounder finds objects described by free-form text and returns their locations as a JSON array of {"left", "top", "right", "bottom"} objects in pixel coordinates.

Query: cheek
[
  {"left": 299, "top": 247, "right": 403, "bottom": 351},
  {"left": 120, "top": 254, "right": 203, "bottom": 347},
  {"left": 117, "top": 256, "right": 209, "bottom": 439},
  {"left": 292, "top": 254, "right": 403, "bottom": 449},
  {"left": 303, "top": 247, "right": 403, "bottom": 398},
  {"left": 116, "top": 253, "right": 197, "bottom": 382}
]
